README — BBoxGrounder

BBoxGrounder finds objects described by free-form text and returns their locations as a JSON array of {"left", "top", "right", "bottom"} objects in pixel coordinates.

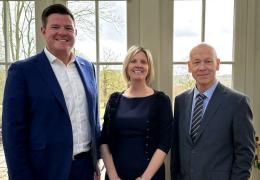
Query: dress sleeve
[
  {"left": 100, "top": 96, "right": 111, "bottom": 145},
  {"left": 156, "top": 93, "right": 174, "bottom": 153},
  {"left": 100, "top": 92, "right": 120, "bottom": 145}
]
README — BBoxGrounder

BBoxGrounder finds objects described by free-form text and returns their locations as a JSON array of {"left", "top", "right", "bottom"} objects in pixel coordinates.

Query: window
[
  {"left": 68, "top": 0, "right": 127, "bottom": 120},
  {"left": 0, "top": 0, "right": 36, "bottom": 125},
  {"left": 173, "top": 0, "right": 234, "bottom": 98}
]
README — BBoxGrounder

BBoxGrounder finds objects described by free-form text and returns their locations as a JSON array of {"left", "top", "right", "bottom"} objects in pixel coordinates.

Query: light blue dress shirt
[{"left": 189, "top": 81, "right": 219, "bottom": 132}]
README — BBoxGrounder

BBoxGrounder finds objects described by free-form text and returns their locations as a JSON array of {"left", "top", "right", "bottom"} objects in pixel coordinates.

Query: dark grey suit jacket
[{"left": 171, "top": 83, "right": 255, "bottom": 180}]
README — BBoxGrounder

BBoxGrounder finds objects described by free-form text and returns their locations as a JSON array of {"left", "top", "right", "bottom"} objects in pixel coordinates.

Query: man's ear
[
  {"left": 188, "top": 60, "right": 192, "bottom": 72},
  {"left": 41, "top": 27, "right": 45, "bottom": 34},
  {"left": 216, "top": 58, "right": 220, "bottom": 71}
]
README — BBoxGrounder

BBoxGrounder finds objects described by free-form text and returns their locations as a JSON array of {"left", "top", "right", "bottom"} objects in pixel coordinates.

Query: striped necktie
[{"left": 190, "top": 94, "right": 206, "bottom": 142}]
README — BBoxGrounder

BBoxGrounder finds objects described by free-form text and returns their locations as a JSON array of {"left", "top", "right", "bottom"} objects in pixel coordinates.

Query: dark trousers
[{"left": 69, "top": 152, "right": 94, "bottom": 180}]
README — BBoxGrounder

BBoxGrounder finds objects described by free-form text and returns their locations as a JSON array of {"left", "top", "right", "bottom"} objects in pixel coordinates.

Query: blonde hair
[{"left": 122, "top": 45, "right": 154, "bottom": 85}]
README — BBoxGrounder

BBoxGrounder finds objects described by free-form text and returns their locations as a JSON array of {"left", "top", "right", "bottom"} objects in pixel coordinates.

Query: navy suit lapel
[
  {"left": 195, "top": 83, "right": 227, "bottom": 142},
  {"left": 74, "top": 57, "right": 95, "bottom": 130},
  {"left": 184, "top": 89, "right": 194, "bottom": 145},
  {"left": 75, "top": 57, "right": 93, "bottom": 105},
  {"left": 35, "top": 51, "right": 70, "bottom": 118}
]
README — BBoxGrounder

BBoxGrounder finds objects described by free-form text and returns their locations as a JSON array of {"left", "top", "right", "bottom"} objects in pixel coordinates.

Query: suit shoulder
[
  {"left": 9, "top": 54, "right": 41, "bottom": 72},
  {"left": 175, "top": 88, "right": 193, "bottom": 99},
  {"left": 221, "top": 84, "right": 248, "bottom": 100},
  {"left": 76, "top": 56, "right": 93, "bottom": 67},
  {"left": 216, "top": 84, "right": 251, "bottom": 107}
]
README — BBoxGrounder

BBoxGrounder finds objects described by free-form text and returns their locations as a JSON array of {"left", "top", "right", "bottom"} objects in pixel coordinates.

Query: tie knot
[{"left": 197, "top": 94, "right": 206, "bottom": 100}]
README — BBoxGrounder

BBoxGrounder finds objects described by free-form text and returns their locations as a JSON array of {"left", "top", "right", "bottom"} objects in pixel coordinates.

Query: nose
[
  {"left": 57, "top": 27, "right": 69, "bottom": 35},
  {"left": 198, "top": 62, "right": 206, "bottom": 70},
  {"left": 136, "top": 62, "right": 142, "bottom": 67},
  {"left": 136, "top": 60, "right": 145, "bottom": 67}
]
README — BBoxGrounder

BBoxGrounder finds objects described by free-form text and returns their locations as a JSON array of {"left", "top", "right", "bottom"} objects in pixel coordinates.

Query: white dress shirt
[{"left": 44, "top": 48, "right": 91, "bottom": 156}]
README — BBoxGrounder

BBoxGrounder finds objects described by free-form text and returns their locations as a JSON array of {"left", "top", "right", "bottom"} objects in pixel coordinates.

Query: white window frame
[{"left": 173, "top": 0, "right": 234, "bottom": 86}]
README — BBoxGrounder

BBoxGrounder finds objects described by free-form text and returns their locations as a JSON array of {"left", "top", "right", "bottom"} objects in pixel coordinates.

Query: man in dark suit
[
  {"left": 2, "top": 4, "right": 100, "bottom": 180},
  {"left": 171, "top": 43, "right": 255, "bottom": 180}
]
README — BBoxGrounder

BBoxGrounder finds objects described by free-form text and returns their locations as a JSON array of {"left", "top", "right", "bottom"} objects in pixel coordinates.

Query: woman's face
[{"left": 127, "top": 51, "right": 149, "bottom": 83}]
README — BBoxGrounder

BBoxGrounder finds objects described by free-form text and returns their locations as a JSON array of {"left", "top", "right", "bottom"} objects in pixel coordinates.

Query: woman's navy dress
[{"left": 109, "top": 95, "right": 164, "bottom": 180}]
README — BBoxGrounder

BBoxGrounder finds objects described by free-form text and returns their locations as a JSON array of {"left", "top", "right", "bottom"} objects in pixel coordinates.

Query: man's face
[
  {"left": 41, "top": 13, "right": 76, "bottom": 57},
  {"left": 188, "top": 45, "right": 220, "bottom": 92}
]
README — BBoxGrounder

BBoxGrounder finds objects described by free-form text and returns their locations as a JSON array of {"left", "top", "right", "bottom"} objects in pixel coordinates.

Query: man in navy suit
[
  {"left": 171, "top": 43, "right": 255, "bottom": 180},
  {"left": 2, "top": 4, "right": 100, "bottom": 180}
]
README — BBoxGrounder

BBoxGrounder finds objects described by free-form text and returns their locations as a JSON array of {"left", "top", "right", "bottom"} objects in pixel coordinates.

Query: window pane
[
  {"left": 0, "top": 2, "right": 4, "bottom": 62},
  {"left": 0, "top": 65, "right": 7, "bottom": 180},
  {"left": 99, "top": 1, "right": 127, "bottom": 62},
  {"left": 7, "top": 1, "right": 35, "bottom": 62},
  {"left": 68, "top": 1, "right": 96, "bottom": 62},
  {"left": 217, "top": 64, "right": 232, "bottom": 88},
  {"left": 0, "top": 65, "right": 6, "bottom": 121},
  {"left": 99, "top": 65, "right": 125, "bottom": 122},
  {"left": 205, "top": 0, "right": 234, "bottom": 61},
  {"left": 173, "top": 0, "right": 201, "bottom": 62},
  {"left": 173, "top": 64, "right": 195, "bottom": 99}
]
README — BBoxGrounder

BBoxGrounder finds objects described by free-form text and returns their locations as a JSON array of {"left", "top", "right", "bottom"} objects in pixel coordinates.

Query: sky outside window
[
  {"left": 205, "top": 0, "right": 234, "bottom": 62},
  {"left": 173, "top": 0, "right": 202, "bottom": 62}
]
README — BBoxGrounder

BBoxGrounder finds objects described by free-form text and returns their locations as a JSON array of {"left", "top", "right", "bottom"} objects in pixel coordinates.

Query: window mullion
[
  {"left": 95, "top": 0, "right": 100, "bottom": 88},
  {"left": 201, "top": 0, "right": 206, "bottom": 42},
  {"left": 3, "top": 1, "right": 10, "bottom": 73}
]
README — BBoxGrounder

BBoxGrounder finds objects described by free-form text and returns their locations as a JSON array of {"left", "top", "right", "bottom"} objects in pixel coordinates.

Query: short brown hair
[{"left": 41, "top": 4, "right": 75, "bottom": 27}]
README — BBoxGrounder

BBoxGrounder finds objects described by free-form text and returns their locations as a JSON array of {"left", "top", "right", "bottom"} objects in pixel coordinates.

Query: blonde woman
[{"left": 100, "top": 45, "right": 173, "bottom": 180}]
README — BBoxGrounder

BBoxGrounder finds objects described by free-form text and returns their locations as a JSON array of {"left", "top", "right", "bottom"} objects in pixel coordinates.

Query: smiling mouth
[
  {"left": 198, "top": 73, "right": 209, "bottom": 77},
  {"left": 56, "top": 39, "right": 68, "bottom": 42},
  {"left": 133, "top": 70, "right": 144, "bottom": 74}
]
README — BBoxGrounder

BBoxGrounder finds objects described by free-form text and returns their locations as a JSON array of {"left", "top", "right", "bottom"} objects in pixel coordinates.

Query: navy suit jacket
[
  {"left": 2, "top": 51, "right": 100, "bottom": 180},
  {"left": 171, "top": 83, "right": 255, "bottom": 180}
]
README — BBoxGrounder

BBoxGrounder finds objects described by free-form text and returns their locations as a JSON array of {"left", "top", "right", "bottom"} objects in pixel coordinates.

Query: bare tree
[
  {"left": 20, "top": 2, "right": 35, "bottom": 57},
  {"left": 3, "top": 1, "right": 35, "bottom": 61},
  {"left": 0, "top": 3, "right": 5, "bottom": 61},
  {"left": 69, "top": 1, "right": 125, "bottom": 41}
]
